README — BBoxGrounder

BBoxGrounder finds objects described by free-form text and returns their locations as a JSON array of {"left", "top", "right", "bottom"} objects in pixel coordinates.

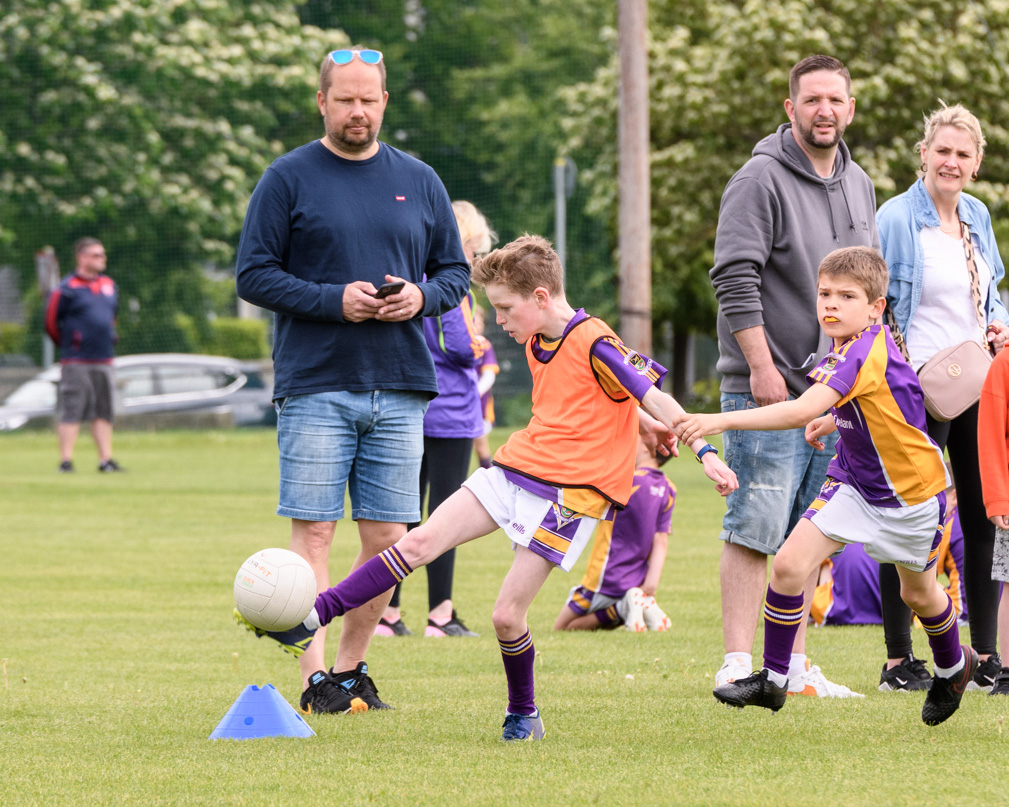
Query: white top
[{"left": 905, "top": 226, "right": 992, "bottom": 370}]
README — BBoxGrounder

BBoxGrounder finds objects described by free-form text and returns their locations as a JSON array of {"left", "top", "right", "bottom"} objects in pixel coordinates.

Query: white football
[{"left": 234, "top": 548, "right": 317, "bottom": 632}]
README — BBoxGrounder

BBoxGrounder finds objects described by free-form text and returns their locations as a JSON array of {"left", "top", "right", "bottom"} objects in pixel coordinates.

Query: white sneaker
[
  {"left": 715, "top": 655, "right": 752, "bottom": 688},
  {"left": 787, "top": 659, "right": 864, "bottom": 698},
  {"left": 622, "top": 587, "right": 646, "bottom": 632},
  {"left": 641, "top": 595, "right": 671, "bottom": 631}
]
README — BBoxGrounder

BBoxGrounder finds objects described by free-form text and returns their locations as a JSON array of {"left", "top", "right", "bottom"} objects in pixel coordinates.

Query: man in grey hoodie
[{"left": 709, "top": 55, "right": 879, "bottom": 697}]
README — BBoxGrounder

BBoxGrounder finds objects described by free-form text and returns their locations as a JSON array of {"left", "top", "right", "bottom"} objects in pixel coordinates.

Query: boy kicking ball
[
  {"left": 677, "top": 246, "right": 977, "bottom": 726},
  {"left": 276, "top": 234, "right": 737, "bottom": 741}
]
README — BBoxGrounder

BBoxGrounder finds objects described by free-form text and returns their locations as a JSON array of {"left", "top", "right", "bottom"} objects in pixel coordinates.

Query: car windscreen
[{"left": 4, "top": 379, "right": 57, "bottom": 408}]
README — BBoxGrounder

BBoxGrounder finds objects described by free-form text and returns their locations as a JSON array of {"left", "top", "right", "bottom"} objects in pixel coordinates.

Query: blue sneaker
[
  {"left": 501, "top": 710, "right": 545, "bottom": 742},
  {"left": 233, "top": 608, "right": 316, "bottom": 658}
]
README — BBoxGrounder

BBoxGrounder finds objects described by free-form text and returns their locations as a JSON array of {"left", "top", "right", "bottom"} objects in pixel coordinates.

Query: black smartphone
[{"left": 373, "top": 281, "right": 405, "bottom": 299}]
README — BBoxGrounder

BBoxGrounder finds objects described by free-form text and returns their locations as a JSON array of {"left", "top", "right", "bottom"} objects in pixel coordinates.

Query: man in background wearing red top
[{"left": 44, "top": 237, "right": 122, "bottom": 473}]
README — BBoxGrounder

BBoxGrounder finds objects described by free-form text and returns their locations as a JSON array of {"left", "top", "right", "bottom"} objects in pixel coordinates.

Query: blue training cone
[{"left": 209, "top": 684, "right": 316, "bottom": 740}]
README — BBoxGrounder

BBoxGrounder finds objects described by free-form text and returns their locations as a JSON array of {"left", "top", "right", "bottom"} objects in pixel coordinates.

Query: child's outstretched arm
[
  {"left": 675, "top": 382, "right": 841, "bottom": 446},
  {"left": 640, "top": 387, "right": 738, "bottom": 496}
]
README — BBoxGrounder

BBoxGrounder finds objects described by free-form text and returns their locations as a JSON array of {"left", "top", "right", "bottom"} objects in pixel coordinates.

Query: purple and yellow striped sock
[
  {"left": 499, "top": 629, "right": 536, "bottom": 715},
  {"left": 314, "top": 546, "right": 413, "bottom": 626},
  {"left": 762, "top": 586, "right": 805, "bottom": 677},
  {"left": 918, "top": 595, "right": 962, "bottom": 670}
]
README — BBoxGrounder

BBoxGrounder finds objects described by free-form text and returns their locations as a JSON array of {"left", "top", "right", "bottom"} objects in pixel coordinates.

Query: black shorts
[{"left": 57, "top": 363, "right": 115, "bottom": 423}]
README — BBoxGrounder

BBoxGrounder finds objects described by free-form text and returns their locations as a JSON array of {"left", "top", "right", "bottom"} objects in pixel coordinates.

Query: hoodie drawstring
[{"left": 824, "top": 181, "right": 859, "bottom": 243}]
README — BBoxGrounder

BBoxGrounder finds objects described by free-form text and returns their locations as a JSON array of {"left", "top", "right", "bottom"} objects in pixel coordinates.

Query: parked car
[{"left": 0, "top": 354, "right": 276, "bottom": 431}]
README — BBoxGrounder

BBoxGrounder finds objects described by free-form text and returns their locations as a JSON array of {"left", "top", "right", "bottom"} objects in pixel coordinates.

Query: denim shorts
[
  {"left": 718, "top": 391, "right": 839, "bottom": 555},
  {"left": 276, "top": 390, "right": 427, "bottom": 523}
]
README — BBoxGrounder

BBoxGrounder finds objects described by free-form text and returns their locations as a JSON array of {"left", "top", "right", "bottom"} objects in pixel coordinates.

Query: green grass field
[{"left": 2, "top": 429, "right": 1008, "bottom": 806}]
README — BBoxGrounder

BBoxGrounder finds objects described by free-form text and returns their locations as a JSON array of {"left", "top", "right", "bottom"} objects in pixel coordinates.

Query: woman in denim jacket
[{"left": 875, "top": 103, "right": 1009, "bottom": 693}]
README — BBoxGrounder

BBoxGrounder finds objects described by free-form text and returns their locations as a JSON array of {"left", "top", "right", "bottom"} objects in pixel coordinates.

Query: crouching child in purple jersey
[
  {"left": 678, "top": 246, "right": 977, "bottom": 726},
  {"left": 554, "top": 432, "right": 675, "bottom": 632},
  {"left": 276, "top": 234, "right": 738, "bottom": 742}
]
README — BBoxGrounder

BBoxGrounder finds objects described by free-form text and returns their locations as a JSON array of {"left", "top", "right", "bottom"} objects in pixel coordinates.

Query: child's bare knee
[
  {"left": 492, "top": 605, "right": 521, "bottom": 635},
  {"left": 769, "top": 555, "right": 805, "bottom": 593},
  {"left": 398, "top": 527, "right": 435, "bottom": 567},
  {"left": 900, "top": 586, "right": 930, "bottom": 615}
]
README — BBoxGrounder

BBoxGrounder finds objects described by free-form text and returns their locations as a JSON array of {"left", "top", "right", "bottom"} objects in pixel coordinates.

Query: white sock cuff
[
  {"left": 788, "top": 653, "right": 808, "bottom": 676},
  {"left": 934, "top": 652, "right": 966, "bottom": 679},
  {"left": 723, "top": 652, "right": 752, "bottom": 669}
]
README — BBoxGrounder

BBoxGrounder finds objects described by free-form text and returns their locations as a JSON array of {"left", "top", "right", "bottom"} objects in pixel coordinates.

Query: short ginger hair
[{"left": 472, "top": 234, "right": 564, "bottom": 297}]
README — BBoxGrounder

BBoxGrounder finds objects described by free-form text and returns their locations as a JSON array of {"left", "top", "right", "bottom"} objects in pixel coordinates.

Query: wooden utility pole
[{"left": 617, "top": 0, "right": 651, "bottom": 354}]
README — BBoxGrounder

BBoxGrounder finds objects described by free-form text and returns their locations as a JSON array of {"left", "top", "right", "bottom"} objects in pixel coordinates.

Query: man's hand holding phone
[
  {"left": 342, "top": 281, "right": 385, "bottom": 322},
  {"left": 375, "top": 275, "right": 423, "bottom": 322},
  {"left": 373, "top": 281, "right": 405, "bottom": 299},
  {"left": 342, "top": 276, "right": 422, "bottom": 323}
]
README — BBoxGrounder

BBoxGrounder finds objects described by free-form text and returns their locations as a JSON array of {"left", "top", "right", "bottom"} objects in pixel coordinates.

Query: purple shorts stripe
[
  {"left": 527, "top": 504, "right": 586, "bottom": 566},
  {"left": 922, "top": 518, "right": 945, "bottom": 572},
  {"left": 802, "top": 477, "right": 842, "bottom": 520},
  {"left": 596, "top": 605, "right": 621, "bottom": 627}
]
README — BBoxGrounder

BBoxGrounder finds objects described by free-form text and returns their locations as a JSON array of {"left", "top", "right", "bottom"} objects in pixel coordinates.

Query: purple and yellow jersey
[
  {"left": 569, "top": 466, "right": 675, "bottom": 607},
  {"left": 806, "top": 324, "right": 947, "bottom": 507},
  {"left": 810, "top": 544, "right": 882, "bottom": 627},
  {"left": 478, "top": 337, "right": 499, "bottom": 423},
  {"left": 502, "top": 310, "right": 667, "bottom": 519}
]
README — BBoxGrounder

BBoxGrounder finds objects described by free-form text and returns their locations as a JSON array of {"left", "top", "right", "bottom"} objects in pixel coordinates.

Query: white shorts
[
  {"left": 462, "top": 466, "right": 599, "bottom": 572},
  {"left": 804, "top": 479, "right": 944, "bottom": 572}
]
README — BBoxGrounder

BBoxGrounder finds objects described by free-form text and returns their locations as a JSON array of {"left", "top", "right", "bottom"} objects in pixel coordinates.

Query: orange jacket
[{"left": 978, "top": 348, "right": 1009, "bottom": 519}]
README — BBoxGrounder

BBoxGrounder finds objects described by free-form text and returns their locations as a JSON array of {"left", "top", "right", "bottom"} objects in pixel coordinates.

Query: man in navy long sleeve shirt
[
  {"left": 234, "top": 46, "right": 470, "bottom": 716},
  {"left": 44, "top": 237, "right": 123, "bottom": 474}
]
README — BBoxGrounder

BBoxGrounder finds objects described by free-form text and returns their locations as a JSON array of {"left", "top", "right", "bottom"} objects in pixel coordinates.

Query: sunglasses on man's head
[{"left": 329, "top": 49, "right": 383, "bottom": 66}]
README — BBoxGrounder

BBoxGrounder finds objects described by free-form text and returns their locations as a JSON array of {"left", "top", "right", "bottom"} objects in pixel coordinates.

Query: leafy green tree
[
  {"left": 563, "top": 0, "right": 1009, "bottom": 393},
  {"left": 0, "top": 0, "right": 343, "bottom": 358}
]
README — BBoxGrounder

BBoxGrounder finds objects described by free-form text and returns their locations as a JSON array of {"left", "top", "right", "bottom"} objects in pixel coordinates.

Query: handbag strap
[
  {"left": 961, "top": 223, "right": 992, "bottom": 350},
  {"left": 885, "top": 305, "right": 911, "bottom": 362}
]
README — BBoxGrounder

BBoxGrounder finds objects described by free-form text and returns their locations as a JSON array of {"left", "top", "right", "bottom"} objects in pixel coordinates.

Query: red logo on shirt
[{"left": 395, "top": 196, "right": 406, "bottom": 201}]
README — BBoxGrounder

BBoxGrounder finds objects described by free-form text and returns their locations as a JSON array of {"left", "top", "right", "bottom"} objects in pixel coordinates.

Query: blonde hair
[
  {"left": 817, "top": 246, "right": 888, "bottom": 302},
  {"left": 916, "top": 102, "right": 986, "bottom": 167},
  {"left": 452, "top": 200, "right": 497, "bottom": 258},
  {"left": 473, "top": 234, "right": 564, "bottom": 297}
]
